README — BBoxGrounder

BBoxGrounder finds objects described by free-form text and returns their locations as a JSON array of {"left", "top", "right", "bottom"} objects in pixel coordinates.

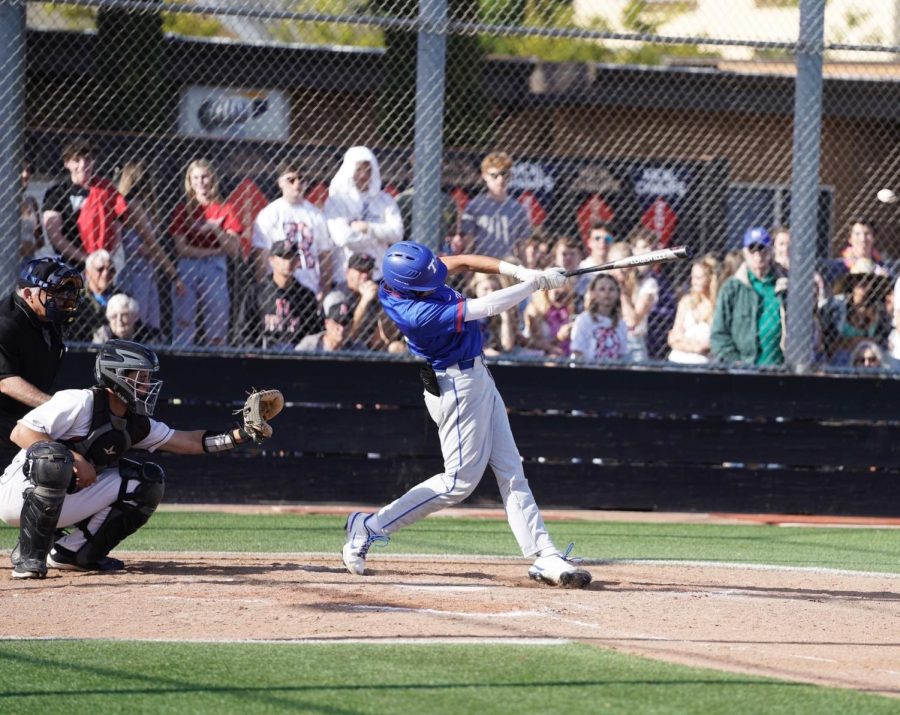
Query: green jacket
[{"left": 710, "top": 263, "right": 786, "bottom": 364}]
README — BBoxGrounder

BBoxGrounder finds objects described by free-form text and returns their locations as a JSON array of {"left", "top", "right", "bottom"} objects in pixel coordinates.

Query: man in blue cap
[
  {"left": 711, "top": 227, "right": 788, "bottom": 365},
  {"left": 340, "top": 241, "right": 592, "bottom": 588}
]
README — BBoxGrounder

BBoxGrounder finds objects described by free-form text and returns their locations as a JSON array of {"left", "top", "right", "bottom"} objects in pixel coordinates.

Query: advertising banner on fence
[{"left": 178, "top": 86, "right": 290, "bottom": 141}]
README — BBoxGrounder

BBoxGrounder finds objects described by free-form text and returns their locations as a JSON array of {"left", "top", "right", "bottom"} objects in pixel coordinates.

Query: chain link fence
[{"left": 3, "top": 0, "right": 900, "bottom": 373}]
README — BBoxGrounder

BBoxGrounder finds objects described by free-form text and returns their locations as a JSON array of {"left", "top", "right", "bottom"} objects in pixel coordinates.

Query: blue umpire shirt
[{"left": 379, "top": 283, "right": 483, "bottom": 369}]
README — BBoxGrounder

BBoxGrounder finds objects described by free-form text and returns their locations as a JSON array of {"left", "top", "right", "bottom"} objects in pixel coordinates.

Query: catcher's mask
[
  {"left": 18, "top": 257, "right": 84, "bottom": 326},
  {"left": 94, "top": 339, "right": 163, "bottom": 416}
]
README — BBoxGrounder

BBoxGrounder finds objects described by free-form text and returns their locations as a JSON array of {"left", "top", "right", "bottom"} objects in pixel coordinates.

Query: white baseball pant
[
  {"left": 0, "top": 453, "right": 130, "bottom": 553},
  {"left": 372, "top": 356, "right": 556, "bottom": 558}
]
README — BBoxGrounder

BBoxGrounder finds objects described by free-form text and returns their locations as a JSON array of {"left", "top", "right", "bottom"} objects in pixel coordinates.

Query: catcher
[{"left": 0, "top": 339, "right": 283, "bottom": 579}]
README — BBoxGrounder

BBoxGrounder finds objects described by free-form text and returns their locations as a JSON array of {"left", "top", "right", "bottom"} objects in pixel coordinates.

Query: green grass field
[
  {"left": 1, "top": 640, "right": 897, "bottom": 715},
  {"left": 1, "top": 511, "right": 898, "bottom": 714},
  {"left": 2, "top": 511, "right": 895, "bottom": 573}
]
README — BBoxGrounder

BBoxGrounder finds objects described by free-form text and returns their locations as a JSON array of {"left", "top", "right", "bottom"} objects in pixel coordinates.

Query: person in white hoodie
[{"left": 324, "top": 146, "right": 403, "bottom": 281}]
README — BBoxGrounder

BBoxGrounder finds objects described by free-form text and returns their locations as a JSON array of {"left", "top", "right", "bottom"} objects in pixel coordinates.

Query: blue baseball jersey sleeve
[{"left": 380, "top": 284, "right": 483, "bottom": 369}]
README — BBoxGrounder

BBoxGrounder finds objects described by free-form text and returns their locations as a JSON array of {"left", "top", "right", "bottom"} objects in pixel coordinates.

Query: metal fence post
[
  {"left": 411, "top": 0, "right": 447, "bottom": 247},
  {"left": 0, "top": 0, "right": 25, "bottom": 293},
  {"left": 785, "top": 0, "right": 826, "bottom": 373}
]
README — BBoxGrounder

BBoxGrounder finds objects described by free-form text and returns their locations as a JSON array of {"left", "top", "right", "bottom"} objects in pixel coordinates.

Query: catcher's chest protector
[{"left": 65, "top": 387, "right": 152, "bottom": 468}]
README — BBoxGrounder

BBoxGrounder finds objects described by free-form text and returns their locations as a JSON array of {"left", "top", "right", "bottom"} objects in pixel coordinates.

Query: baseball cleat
[
  {"left": 12, "top": 559, "right": 47, "bottom": 579},
  {"left": 528, "top": 552, "right": 592, "bottom": 589},
  {"left": 47, "top": 546, "right": 125, "bottom": 573},
  {"left": 341, "top": 512, "right": 389, "bottom": 575}
]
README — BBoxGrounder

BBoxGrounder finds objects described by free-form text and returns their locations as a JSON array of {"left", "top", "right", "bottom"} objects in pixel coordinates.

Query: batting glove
[{"left": 534, "top": 267, "right": 568, "bottom": 291}]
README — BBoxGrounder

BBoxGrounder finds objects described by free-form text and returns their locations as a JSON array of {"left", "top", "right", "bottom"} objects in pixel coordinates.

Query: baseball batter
[
  {"left": 1, "top": 339, "right": 282, "bottom": 579},
  {"left": 342, "top": 241, "right": 592, "bottom": 588}
]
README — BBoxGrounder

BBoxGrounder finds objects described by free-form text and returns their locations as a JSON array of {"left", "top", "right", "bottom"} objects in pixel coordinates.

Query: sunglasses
[
  {"left": 486, "top": 170, "right": 509, "bottom": 179},
  {"left": 746, "top": 243, "right": 769, "bottom": 253},
  {"left": 96, "top": 265, "right": 116, "bottom": 274}
]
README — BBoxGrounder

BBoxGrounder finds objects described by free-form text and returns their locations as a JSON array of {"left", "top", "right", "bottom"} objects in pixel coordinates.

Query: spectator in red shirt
[
  {"left": 169, "top": 159, "right": 242, "bottom": 347},
  {"left": 42, "top": 139, "right": 127, "bottom": 267}
]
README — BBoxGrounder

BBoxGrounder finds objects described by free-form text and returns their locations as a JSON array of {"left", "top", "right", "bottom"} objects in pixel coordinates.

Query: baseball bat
[{"left": 564, "top": 245, "right": 693, "bottom": 277}]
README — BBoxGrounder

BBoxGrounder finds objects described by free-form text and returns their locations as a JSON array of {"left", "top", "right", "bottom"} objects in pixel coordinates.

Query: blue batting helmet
[{"left": 381, "top": 241, "right": 447, "bottom": 292}]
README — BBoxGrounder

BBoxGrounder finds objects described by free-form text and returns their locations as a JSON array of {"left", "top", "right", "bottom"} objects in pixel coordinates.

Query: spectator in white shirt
[
  {"left": 324, "top": 146, "right": 403, "bottom": 281},
  {"left": 251, "top": 157, "right": 334, "bottom": 299}
]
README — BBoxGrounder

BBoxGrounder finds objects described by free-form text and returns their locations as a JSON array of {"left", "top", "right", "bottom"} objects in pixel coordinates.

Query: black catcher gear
[
  {"left": 49, "top": 458, "right": 165, "bottom": 571},
  {"left": 13, "top": 442, "right": 74, "bottom": 579}
]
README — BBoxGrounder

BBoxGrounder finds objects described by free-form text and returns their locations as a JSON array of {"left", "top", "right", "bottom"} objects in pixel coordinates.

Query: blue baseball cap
[{"left": 742, "top": 227, "right": 772, "bottom": 248}]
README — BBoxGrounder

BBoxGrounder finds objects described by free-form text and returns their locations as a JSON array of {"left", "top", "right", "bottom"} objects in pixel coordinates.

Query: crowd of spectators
[{"left": 17, "top": 140, "right": 900, "bottom": 371}]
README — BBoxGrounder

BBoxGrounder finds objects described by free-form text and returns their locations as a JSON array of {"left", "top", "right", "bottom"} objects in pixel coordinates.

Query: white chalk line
[{"left": 344, "top": 604, "right": 602, "bottom": 630}]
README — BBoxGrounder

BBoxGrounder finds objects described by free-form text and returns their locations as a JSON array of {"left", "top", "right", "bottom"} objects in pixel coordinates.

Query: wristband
[
  {"left": 202, "top": 427, "right": 251, "bottom": 453},
  {"left": 497, "top": 260, "right": 518, "bottom": 277}
]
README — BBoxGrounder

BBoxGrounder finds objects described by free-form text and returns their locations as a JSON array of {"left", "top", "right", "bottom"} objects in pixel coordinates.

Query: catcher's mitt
[{"left": 240, "top": 389, "right": 285, "bottom": 442}]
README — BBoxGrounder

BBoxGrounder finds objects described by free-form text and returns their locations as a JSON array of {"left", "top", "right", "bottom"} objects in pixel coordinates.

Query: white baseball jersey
[
  {"left": 0, "top": 389, "right": 173, "bottom": 545},
  {"left": 252, "top": 198, "right": 332, "bottom": 294}
]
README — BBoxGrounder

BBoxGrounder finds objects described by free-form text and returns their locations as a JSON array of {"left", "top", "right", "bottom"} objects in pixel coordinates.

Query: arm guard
[
  {"left": 202, "top": 427, "right": 251, "bottom": 453},
  {"left": 465, "top": 280, "right": 535, "bottom": 321}
]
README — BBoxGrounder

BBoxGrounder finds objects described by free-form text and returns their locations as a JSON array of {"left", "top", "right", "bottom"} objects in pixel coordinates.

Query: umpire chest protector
[{"left": 66, "top": 387, "right": 151, "bottom": 468}]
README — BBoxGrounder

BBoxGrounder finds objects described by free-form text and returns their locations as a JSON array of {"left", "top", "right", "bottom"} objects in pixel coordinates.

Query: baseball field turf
[{"left": 1, "top": 511, "right": 898, "bottom": 714}]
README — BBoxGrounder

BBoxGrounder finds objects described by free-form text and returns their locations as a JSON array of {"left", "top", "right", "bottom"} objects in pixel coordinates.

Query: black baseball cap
[
  {"left": 270, "top": 239, "right": 299, "bottom": 258},
  {"left": 326, "top": 302, "right": 353, "bottom": 325},
  {"left": 347, "top": 253, "right": 375, "bottom": 273}
]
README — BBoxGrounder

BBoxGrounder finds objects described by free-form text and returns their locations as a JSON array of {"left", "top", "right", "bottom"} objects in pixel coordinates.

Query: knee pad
[
  {"left": 23, "top": 441, "right": 74, "bottom": 494},
  {"left": 119, "top": 458, "right": 166, "bottom": 509},
  {"left": 18, "top": 443, "right": 73, "bottom": 568},
  {"left": 68, "top": 460, "right": 165, "bottom": 567}
]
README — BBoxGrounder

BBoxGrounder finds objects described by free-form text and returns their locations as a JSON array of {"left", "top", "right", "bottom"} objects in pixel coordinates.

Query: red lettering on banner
[
  {"left": 450, "top": 186, "right": 470, "bottom": 214},
  {"left": 305, "top": 182, "right": 329, "bottom": 209},
  {"left": 640, "top": 197, "right": 677, "bottom": 247},
  {"left": 517, "top": 190, "right": 547, "bottom": 227}
]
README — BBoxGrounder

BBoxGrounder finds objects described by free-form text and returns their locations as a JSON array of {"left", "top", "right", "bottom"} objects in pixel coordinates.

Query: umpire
[{"left": 0, "top": 257, "right": 83, "bottom": 466}]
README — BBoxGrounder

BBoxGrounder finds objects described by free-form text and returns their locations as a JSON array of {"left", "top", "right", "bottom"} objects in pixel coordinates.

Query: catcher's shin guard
[
  {"left": 15, "top": 442, "right": 74, "bottom": 578},
  {"left": 66, "top": 459, "right": 165, "bottom": 567}
]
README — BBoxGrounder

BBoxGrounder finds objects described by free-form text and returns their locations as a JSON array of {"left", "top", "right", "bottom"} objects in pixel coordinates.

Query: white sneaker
[
  {"left": 528, "top": 550, "right": 592, "bottom": 589},
  {"left": 341, "top": 512, "right": 389, "bottom": 575}
]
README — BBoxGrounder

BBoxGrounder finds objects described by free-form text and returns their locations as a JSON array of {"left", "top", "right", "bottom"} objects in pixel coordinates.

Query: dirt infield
[{"left": 3, "top": 551, "right": 899, "bottom": 698}]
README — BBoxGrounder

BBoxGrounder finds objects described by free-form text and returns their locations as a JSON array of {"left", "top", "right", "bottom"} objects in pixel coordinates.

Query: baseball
[{"left": 877, "top": 188, "right": 897, "bottom": 204}]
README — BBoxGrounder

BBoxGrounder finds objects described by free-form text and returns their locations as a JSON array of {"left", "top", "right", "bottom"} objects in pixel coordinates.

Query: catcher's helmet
[
  {"left": 18, "top": 257, "right": 84, "bottom": 326},
  {"left": 94, "top": 340, "right": 163, "bottom": 416},
  {"left": 381, "top": 241, "right": 447, "bottom": 293}
]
